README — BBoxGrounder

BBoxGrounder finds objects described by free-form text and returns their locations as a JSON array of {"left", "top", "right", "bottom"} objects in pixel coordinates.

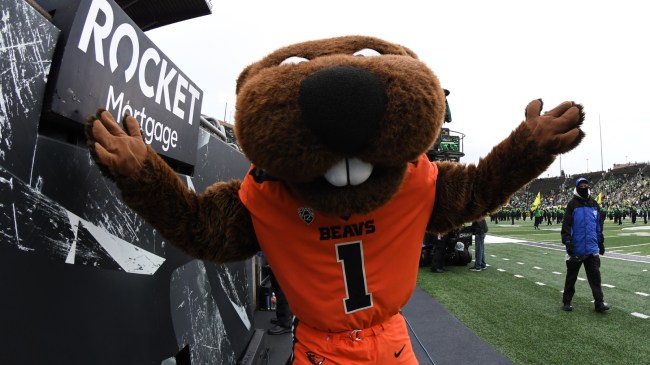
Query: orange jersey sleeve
[{"left": 239, "top": 154, "right": 437, "bottom": 332}]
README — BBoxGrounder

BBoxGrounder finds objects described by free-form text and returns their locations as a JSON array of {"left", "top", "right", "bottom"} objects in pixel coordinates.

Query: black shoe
[
  {"left": 562, "top": 303, "right": 573, "bottom": 311},
  {"left": 430, "top": 268, "right": 445, "bottom": 273},
  {"left": 267, "top": 324, "right": 292, "bottom": 335},
  {"left": 595, "top": 302, "right": 610, "bottom": 312}
]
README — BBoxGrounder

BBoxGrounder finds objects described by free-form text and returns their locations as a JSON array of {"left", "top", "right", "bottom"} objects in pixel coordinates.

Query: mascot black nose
[{"left": 299, "top": 66, "right": 387, "bottom": 155}]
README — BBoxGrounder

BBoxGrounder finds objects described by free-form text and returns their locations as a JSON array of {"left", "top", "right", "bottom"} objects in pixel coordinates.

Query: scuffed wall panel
[
  {"left": 1, "top": 133, "right": 254, "bottom": 364},
  {"left": 169, "top": 259, "right": 257, "bottom": 364},
  {"left": 0, "top": 0, "right": 59, "bottom": 182},
  {"left": 32, "top": 137, "right": 165, "bottom": 257},
  {"left": 0, "top": 1, "right": 256, "bottom": 364},
  {"left": 171, "top": 261, "right": 238, "bottom": 364}
]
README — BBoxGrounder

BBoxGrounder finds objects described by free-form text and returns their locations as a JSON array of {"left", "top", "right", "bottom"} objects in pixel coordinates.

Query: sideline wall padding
[{"left": 0, "top": 1, "right": 255, "bottom": 364}]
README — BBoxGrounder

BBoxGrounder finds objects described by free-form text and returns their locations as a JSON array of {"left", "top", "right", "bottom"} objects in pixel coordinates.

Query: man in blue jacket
[{"left": 561, "top": 177, "right": 609, "bottom": 312}]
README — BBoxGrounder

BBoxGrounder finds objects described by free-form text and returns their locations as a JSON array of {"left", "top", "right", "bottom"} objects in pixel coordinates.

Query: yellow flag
[
  {"left": 531, "top": 192, "right": 541, "bottom": 211},
  {"left": 596, "top": 192, "right": 602, "bottom": 205}
]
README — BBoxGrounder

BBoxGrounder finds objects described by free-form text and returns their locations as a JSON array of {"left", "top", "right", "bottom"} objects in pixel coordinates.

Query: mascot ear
[
  {"left": 236, "top": 64, "right": 254, "bottom": 94},
  {"left": 443, "top": 89, "right": 452, "bottom": 124}
]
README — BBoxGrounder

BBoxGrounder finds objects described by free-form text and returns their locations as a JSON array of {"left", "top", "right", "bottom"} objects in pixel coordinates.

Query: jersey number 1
[{"left": 336, "top": 241, "right": 373, "bottom": 313}]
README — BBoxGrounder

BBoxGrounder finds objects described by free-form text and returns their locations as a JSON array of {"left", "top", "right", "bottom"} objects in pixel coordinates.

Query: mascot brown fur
[{"left": 86, "top": 35, "right": 584, "bottom": 364}]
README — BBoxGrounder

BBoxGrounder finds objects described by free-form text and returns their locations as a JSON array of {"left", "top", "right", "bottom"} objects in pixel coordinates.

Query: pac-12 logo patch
[{"left": 298, "top": 207, "right": 315, "bottom": 225}]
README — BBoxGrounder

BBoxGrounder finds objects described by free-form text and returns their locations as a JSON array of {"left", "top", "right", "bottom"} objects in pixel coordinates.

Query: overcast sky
[{"left": 147, "top": 0, "right": 649, "bottom": 178}]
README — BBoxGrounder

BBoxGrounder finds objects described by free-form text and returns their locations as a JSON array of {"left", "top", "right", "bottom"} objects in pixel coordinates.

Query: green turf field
[{"left": 417, "top": 220, "right": 650, "bottom": 365}]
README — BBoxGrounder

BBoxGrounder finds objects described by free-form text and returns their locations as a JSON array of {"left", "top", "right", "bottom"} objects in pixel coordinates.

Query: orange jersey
[{"left": 239, "top": 154, "right": 437, "bottom": 332}]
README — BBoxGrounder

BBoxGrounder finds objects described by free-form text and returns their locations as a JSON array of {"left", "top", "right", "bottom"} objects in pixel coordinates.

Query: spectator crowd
[{"left": 490, "top": 163, "right": 650, "bottom": 225}]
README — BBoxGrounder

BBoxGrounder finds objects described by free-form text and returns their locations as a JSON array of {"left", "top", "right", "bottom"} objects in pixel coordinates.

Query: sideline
[{"left": 402, "top": 287, "right": 513, "bottom": 365}]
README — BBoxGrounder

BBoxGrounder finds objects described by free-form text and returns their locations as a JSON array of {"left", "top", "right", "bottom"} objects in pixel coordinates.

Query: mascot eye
[
  {"left": 280, "top": 56, "right": 309, "bottom": 65},
  {"left": 353, "top": 48, "right": 382, "bottom": 57}
]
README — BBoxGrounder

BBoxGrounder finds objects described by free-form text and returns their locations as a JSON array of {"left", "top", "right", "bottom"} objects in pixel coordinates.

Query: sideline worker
[{"left": 560, "top": 177, "right": 609, "bottom": 313}]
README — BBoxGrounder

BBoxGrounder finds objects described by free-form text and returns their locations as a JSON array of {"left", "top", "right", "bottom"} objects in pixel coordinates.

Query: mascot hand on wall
[{"left": 86, "top": 36, "right": 584, "bottom": 364}]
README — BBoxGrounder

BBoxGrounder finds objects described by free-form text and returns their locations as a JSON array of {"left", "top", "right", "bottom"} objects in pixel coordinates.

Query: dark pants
[
  {"left": 563, "top": 254, "right": 604, "bottom": 305},
  {"left": 270, "top": 272, "right": 293, "bottom": 328},
  {"left": 430, "top": 239, "right": 447, "bottom": 270}
]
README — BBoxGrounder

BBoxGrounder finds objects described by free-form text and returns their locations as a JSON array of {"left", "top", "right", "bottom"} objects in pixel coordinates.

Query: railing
[{"left": 200, "top": 115, "right": 240, "bottom": 151}]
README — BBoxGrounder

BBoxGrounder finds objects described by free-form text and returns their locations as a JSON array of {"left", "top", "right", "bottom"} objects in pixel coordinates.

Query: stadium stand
[{"left": 499, "top": 163, "right": 649, "bottom": 219}]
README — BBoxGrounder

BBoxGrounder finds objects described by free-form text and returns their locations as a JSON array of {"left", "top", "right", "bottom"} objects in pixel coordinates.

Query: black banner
[{"left": 45, "top": 0, "right": 202, "bottom": 168}]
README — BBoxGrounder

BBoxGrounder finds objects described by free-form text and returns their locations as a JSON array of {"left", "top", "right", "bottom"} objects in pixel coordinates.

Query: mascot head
[{"left": 234, "top": 35, "right": 446, "bottom": 215}]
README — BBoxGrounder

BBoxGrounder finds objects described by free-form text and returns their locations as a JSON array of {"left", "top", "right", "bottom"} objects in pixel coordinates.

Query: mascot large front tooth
[
  {"left": 86, "top": 35, "right": 584, "bottom": 364},
  {"left": 324, "top": 158, "right": 373, "bottom": 187}
]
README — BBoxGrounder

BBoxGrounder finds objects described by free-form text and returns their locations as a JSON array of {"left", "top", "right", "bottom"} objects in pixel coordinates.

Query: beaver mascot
[{"left": 86, "top": 35, "right": 584, "bottom": 364}]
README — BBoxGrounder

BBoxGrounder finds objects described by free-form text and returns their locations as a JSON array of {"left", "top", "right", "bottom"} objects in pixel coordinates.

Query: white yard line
[
  {"left": 485, "top": 235, "right": 525, "bottom": 243},
  {"left": 631, "top": 312, "right": 649, "bottom": 319},
  {"left": 612, "top": 242, "right": 650, "bottom": 249},
  {"left": 508, "top": 240, "right": 650, "bottom": 264},
  {"left": 621, "top": 226, "right": 650, "bottom": 231}
]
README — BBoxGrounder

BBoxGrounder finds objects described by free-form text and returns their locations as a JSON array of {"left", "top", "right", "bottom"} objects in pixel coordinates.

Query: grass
[
  {"left": 417, "top": 220, "right": 650, "bottom": 365},
  {"left": 488, "top": 218, "right": 650, "bottom": 256}
]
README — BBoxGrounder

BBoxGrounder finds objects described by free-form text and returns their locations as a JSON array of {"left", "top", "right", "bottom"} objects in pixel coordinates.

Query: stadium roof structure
[
  {"left": 115, "top": 0, "right": 213, "bottom": 31},
  {"left": 32, "top": 0, "right": 213, "bottom": 31}
]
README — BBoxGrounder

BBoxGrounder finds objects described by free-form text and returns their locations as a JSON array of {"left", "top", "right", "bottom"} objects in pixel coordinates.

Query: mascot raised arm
[{"left": 86, "top": 35, "right": 584, "bottom": 364}]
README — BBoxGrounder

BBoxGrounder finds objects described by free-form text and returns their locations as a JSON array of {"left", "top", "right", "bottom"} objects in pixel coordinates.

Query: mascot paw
[
  {"left": 524, "top": 99, "right": 585, "bottom": 154},
  {"left": 85, "top": 109, "right": 148, "bottom": 179}
]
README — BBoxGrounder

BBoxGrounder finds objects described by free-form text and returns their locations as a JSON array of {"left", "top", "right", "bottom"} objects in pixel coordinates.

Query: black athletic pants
[{"left": 563, "top": 254, "right": 604, "bottom": 305}]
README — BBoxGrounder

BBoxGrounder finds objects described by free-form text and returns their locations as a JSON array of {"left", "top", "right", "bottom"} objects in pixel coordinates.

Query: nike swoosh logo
[{"left": 394, "top": 344, "right": 406, "bottom": 358}]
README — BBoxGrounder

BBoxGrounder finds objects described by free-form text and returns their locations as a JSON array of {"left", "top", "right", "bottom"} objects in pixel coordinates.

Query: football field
[
  {"left": 487, "top": 218, "right": 650, "bottom": 257},
  {"left": 417, "top": 220, "right": 650, "bottom": 365}
]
